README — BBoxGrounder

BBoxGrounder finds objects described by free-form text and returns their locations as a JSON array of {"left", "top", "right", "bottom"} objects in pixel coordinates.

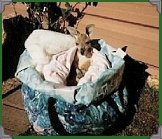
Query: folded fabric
[
  {"left": 43, "top": 47, "right": 77, "bottom": 85},
  {"left": 42, "top": 46, "right": 111, "bottom": 87}
]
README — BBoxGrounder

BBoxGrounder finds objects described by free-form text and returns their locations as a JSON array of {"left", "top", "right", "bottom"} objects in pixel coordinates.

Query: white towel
[
  {"left": 43, "top": 47, "right": 77, "bottom": 85},
  {"left": 43, "top": 47, "right": 110, "bottom": 86}
]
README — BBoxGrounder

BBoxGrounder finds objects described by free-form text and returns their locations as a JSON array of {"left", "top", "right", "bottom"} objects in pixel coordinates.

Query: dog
[{"left": 66, "top": 24, "right": 95, "bottom": 85}]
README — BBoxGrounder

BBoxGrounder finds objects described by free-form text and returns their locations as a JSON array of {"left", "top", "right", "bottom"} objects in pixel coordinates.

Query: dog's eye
[
  {"left": 87, "top": 47, "right": 92, "bottom": 52},
  {"left": 86, "top": 41, "right": 90, "bottom": 45},
  {"left": 76, "top": 43, "right": 79, "bottom": 45}
]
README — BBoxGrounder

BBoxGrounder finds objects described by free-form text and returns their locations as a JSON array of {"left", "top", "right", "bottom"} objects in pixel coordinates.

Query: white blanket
[
  {"left": 43, "top": 47, "right": 77, "bottom": 85},
  {"left": 42, "top": 47, "right": 110, "bottom": 86}
]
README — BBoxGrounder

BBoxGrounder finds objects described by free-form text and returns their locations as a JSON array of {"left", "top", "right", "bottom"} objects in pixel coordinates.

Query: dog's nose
[{"left": 80, "top": 48, "right": 84, "bottom": 55}]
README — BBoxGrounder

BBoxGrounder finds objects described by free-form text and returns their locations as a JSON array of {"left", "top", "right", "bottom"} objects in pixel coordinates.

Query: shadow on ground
[
  {"left": 102, "top": 54, "right": 150, "bottom": 135},
  {"left": 2, "top": 15, "right": 37, "bottom": 81}
]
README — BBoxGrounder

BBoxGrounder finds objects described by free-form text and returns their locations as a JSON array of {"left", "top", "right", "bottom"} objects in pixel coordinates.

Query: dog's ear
[
  {"left": 86, "top": 24, "right": 95, "bottom": 37},
  {"left": 67, "top": 26, "right": 80, "bottom": 39}
]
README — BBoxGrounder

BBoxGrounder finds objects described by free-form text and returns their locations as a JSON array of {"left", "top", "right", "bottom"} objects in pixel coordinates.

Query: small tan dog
[{"left": 66, "top": 24, "right": 95, "bottom": 85}]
